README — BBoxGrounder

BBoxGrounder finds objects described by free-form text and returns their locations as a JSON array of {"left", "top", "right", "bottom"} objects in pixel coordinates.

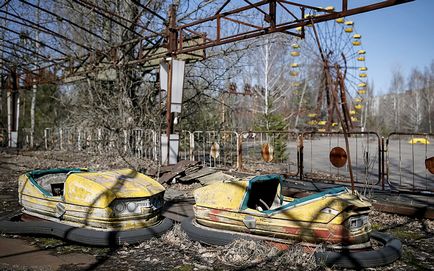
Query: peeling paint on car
[
  {"left": 18, "top": 168, "right": 166, "bottom": 230},
  {"left": 192, "top": 175, "right": 372, "bottom": 245}
]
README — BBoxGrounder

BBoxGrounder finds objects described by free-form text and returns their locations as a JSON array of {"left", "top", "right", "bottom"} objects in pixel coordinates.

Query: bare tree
[{"left": 389, "top": 68, "right": 405, "bottom": 131}]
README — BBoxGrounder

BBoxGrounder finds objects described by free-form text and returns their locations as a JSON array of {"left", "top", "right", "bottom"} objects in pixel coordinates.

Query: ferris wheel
[{"left": 288, "top": 8, "right": 369, "bottom": 132}]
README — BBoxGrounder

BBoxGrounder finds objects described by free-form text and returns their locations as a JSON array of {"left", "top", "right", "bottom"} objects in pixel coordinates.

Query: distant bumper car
[
  {"left": 181, "top": 174, "right": 402, "bottom": 268},
  {"left": 408, "top": 137, "right": 430, "bottom": 144},
  {"left": 0, "top": 168, "right": 172, "bottom": 246}
]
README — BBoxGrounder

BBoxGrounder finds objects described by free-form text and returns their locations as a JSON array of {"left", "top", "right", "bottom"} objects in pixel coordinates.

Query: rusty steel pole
[
  {"left": 311, "top": 19, "right": 356, "bottom": 193},
  {"left": 164, "top": 4, "right": 178, "bottom": 165}
]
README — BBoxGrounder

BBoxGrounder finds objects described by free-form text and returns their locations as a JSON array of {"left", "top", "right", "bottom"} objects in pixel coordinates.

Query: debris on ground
[{"left": 0, "top": 150, "right": 433, "bottom": 271}]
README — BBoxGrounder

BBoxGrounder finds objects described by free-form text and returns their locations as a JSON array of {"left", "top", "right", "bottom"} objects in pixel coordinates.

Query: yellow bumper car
[
  {"left": 1, "top": 168, "right": 172, "bottom": 246},
  {"left": 182, "top": 174, "right": 402, "bottom": 268}
]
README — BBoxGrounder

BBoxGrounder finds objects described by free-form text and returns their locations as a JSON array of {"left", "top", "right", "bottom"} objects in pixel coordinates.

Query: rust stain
[
  {"left": 261, "top": 143, "right": 274, "bottom": 162},
  {"left": 208, "top": 209, "right": 222, "bottom": 222},
  {"left": 425, "top": 156, "right": 434, "bottom": 174},
  {"left": 283, "top": 226, "right": 301, "bottom": 236},
  {"left": 329, "top": 146, "right": 347, "bottom": 168},
  {"left": 267, "top": 241, "right": 289, "bottom": 251}
]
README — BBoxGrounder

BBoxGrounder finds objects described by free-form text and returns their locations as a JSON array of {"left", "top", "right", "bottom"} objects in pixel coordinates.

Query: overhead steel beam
[{"left": 169, "top": 0, "right": 414, "bottom": 56}]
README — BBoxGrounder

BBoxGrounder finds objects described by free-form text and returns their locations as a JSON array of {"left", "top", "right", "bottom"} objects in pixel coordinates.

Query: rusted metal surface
[
  {"left": 174, "top": 0, "right": 413, "bottom": 57},
  {"left": 193, "top": 178, "right": 372, "bottom": 245},
  {"left": 0, "top": 0, "right": 414, "bottom": 82},
  {"left": 210, "top": 142, "right": 220, "bottom": 159},
  {"left": 329, "top": 146, "right": 347, "bottom": 168},
  {"left": 261, "top": 143, "right": 274, "bottom": 162},
  {"left": 425, "top": 157, "right": 434, "bottom": 174},
  {"left": 372, "top": 202, "right": 434, "bottom": 220}
]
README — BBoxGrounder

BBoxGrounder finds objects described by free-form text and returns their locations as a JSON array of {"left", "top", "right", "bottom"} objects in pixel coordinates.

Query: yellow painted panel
[
  {"left": 194, "top": 185, "right": 371, "bottom": 225},
  {"left": 194, "top": 181, "right": 248, "bottom": 209},
  {"left": 65, "top": 169, "right": 164, "bottom": 208}
]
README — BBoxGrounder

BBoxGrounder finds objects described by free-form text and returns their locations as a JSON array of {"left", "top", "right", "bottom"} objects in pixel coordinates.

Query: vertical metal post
[
  {"left": 165, "top": 4, "right": 178, "bottom": 165},
  {"left": 97, "top": 128, "right": 102, "bottom": 154},
  {"left": 165, "top": 60, "right": 173, "bottom": 165},
  {"left": 268, "top": 0, "right": 276, "bottom": 30},
  {"left": 44, "top": 128, "right": 48, "bottom": 150},
  {"left": 152, "top": 130, "right": 157, "bottom": 160},
  {"left": 381, "top": 136, "right": 385, "bottom": 190},
  {"left": 298, "top": 134, "right": 304, "bottom": 181},
  {"left": 216, "top": 15, "right": 221, "bottom": 41},
  {"left": 123, "top": 129, "right": 128, "bottom": 153},
  {"left": 7, "top": 69, "right": 19, "bottom": 148},
  {"left": 189, "top": 131, "right": 194, "bottom": 161},
  {"left": 59, "top": 128, "right": 63, "bottom": 150},
  {"left": 77, "top": 130, "right": 81, "bottom": 151},
  {"left": 342, "top": 0, "right": 348, "bottom": 11},
  {"left": 236, "top": 133, "right": 243, "bottom": 170}
]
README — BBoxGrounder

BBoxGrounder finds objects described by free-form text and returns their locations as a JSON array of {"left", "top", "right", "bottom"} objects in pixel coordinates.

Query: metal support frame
[{"left": 0, "top": 0, "right": 413, "bottom": 82}]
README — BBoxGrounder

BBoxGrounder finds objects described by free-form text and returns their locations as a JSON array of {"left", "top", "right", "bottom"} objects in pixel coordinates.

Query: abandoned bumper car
[
  {"left": 181, "top": 174, "right": 402, "bottom": 268},
  {"left": 0, "top": 168, "right": 172, "bottom": 246}
]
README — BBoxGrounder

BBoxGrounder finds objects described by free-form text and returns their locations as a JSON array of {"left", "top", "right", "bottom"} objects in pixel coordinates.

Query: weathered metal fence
[
  {"left": 240, "top": 131, "right": 299, "bottom": 175},
  {"left": 189, "top": 131, "right": 238, "bottom": 168},
  {"left": 301, "top": 131, "right": 381, "bottom": 188},
  {"left": 386, "top": 133, "right": 434, "bottom": 192},
  {"left": 13, "top": 127, "right": 433, "bottom": 193},
  {"left": 41, "top": 127, "right": 158, "bottom": 160}
]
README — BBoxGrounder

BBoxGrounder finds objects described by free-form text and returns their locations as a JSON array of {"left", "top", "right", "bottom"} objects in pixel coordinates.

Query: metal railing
[
  {"left": 9, "top": 127, "right": 432, "bottom": 193},
  {"left": 386, "top": 133, "right": 434, "bottom": 192},
  {"left": 239, "top": 131, "right": 300, "bottom": 175},
  {"left": 300, "top": 131, "right": 381, "bottom": 188}
]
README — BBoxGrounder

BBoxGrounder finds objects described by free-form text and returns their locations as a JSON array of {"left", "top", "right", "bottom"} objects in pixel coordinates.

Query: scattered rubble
[{"left": 0, "top": 150, "right": 433, "bottom": 270}]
